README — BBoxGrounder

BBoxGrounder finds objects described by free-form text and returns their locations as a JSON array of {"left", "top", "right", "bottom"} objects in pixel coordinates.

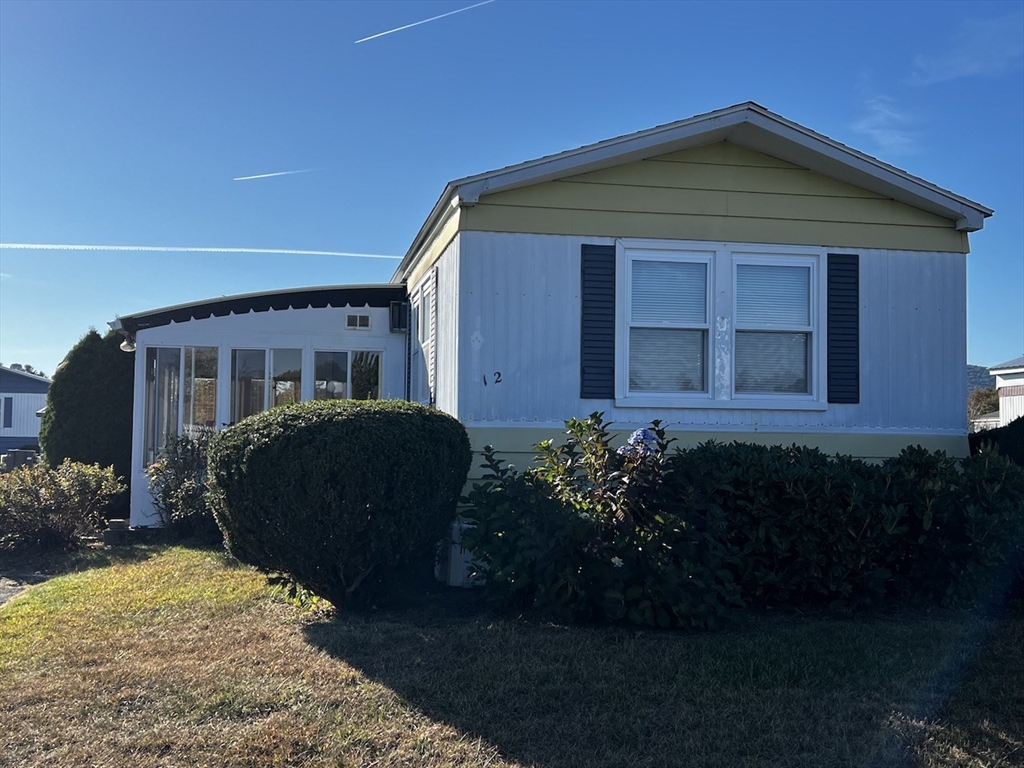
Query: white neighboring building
[
  {"left": 0, "top": 365, "right": 51, "bottom": 452},
  {"left": 989, "top": 355, "right": 1024, "bottom": 427}
]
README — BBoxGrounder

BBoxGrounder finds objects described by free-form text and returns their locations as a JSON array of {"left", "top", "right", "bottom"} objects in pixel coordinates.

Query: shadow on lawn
[{"left": 299, "top": 591, "right": 1024, "bottom": 768}]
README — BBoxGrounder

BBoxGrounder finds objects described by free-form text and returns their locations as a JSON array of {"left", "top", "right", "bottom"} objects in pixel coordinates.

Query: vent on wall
[{"left": 346, "top": 314, "right": 370, "bottom": 330}]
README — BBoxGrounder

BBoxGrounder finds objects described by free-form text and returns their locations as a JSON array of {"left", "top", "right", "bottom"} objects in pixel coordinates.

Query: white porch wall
[{"left": 128, "top": 305, "right": 406, "bottom": 526}]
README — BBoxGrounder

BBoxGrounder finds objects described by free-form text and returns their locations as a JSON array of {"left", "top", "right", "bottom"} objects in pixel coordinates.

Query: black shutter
[
  {"left": 827, "top": 254, "right": 860, "bottom": 404},
  {"left": 580, "top": 244, "right": 616, "bottom": 399}
]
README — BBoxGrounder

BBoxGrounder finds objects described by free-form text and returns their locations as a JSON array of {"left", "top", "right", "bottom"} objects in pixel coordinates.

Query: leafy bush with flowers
[
  {"left": 0, "top": 460, "right": 125, "bottom": 551},
  {"left": 147, "top": 429, "right": 220, "bottom": 543},
  {"left": 463, "top": 414, "right": 1024, "bottom": 627},
  {"left": 461, "top": 415, "right": 743, "bottom": 629}
]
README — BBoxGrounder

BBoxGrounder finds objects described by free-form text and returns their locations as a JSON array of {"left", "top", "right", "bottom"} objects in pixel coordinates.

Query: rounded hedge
[{"left": 207, "top": 399, "right": 472, "bottom": 608}]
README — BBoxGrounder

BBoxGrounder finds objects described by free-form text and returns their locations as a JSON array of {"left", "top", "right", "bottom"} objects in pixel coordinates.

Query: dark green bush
[
  {"left": 970, "top": 415, "right": 1024, "bottom": 466},
  {"left": 666, "top": 441, "right": 891, "bottom": 608},
  {"left": 462, "top": 417, "right": 743, "bottom": 629},
  {"left": 462, "top": 414, "right": 1024, "bottom": 627},
  {"left": 0, "top": 460, "right": 126, "bottom": 551},
  {"left": 147, "top": 430, "right": 220, "bottom": 544},
  {"left": 207, "top": 400, "right": 471, "bottom": 608},
  {"left": 39, "top": 329, "right": 134, "bottom": 516}
]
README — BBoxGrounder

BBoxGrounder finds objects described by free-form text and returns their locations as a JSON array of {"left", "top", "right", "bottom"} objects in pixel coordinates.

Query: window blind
[
  {"left": 736, "top": 264, "right": 810, "bottom": 327},
  {"left": 631, "top": 260, "right": 706, "bottom": 325},
  {"left": 629, "top": 328, "right": 706, "bottom": 392}
]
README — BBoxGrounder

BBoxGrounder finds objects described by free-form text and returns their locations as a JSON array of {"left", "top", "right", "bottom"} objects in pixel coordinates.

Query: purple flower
[{"left": 617, "top": 428, "right": 657, "bottom": 457}]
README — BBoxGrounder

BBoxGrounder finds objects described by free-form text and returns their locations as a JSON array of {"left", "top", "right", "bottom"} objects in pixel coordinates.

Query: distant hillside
[{"left": 967, "top": 364, "right": 995, "bottom": 393}]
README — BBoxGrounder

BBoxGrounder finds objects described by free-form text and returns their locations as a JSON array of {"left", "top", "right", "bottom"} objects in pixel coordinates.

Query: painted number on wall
[{"left": 482, "top": 371, "right": 503, "bottom": 385}]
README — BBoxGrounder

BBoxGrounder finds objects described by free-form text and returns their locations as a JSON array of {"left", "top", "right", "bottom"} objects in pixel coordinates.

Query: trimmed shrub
[
  {"left": 970, "top": 415, "right": 1024, "bottom": 466},
  {"left": 207, "top": 400, "right": 472, "bottom": 608},
  {"left": 0, "top": 460, "right": 126, "bottom": 551},
  {"left": 462, "top": 414, "right": 1024, "bottom": 627},
  {"left": 39, "top": 329, "right": 134, "bottom": 515},
  {"left": 147, "top": 431, "right": 220, "bottom": 543},
  {"left": 462, "top": 417, "right": 743, "bottom": 629}
]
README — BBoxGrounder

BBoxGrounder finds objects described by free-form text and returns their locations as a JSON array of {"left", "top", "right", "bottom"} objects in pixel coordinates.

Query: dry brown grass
[{"left": 0, "top": 545, "right": 1020, "bottom": 768}]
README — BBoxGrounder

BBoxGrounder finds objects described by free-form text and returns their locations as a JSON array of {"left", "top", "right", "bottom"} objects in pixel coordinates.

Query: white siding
[
  {"left": 0, "top": 393, "right": 47, "bottom": 442},
  {"left": 454, "top": 230, "right": 967, "bottom": 434},
  {"left": 1001, "top": 394, "right": 1024, "bottom": 427},
  {"left": 434, "top": 235, "right": 460, "bottom": 415}
]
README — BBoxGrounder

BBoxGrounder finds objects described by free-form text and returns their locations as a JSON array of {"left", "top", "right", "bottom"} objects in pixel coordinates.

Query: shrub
[
  {"left": 666, "top": 441, "right": 891, "bottom": 608},
  {"left": 147, "top": 430, "right": 220, "bottom": 543},
  {"left": 39, "top": 329, "right": 134, "bottom": 515},
  {"left": 462, "top": 416, "right": 743, "bottom": 629},
  {"left": 0, "top": 460, "right": 126, "bottom": 550},
  {"left": 970, "top": 415, "right": 1024, "bottom": 466},
  {"left": 207, "top": 400, "right": 472, "bottom": 608}
]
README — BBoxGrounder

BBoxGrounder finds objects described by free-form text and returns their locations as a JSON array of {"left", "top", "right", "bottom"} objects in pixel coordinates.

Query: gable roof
[
  {"left": 0, "top": 364, "right": 51, "bottom": 385},
  {"left": 990, "top": 355, "right": 1024, "bottom": 374},
  {"left": 393, "top": 102, "right": 992, "bottom": 282},
  {"left": 110, "top": 284, "right": 406, "bottom": 338}
]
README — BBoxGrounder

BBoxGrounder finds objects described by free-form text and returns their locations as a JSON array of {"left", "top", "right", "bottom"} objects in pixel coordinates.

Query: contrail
[
  {"left": 233, "top": 168, "right": 320, "bottom": 181},
  {"left": 355, "top": 0, "right": 496, "bottom": 44},
  {"left": 0, "top": 243, "right": 400, "bottom": 260}
]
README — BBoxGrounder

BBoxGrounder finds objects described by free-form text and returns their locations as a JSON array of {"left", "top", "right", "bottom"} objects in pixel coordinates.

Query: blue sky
[{"left": 1, "top": 0, "right": 1022, "bottom": 376}]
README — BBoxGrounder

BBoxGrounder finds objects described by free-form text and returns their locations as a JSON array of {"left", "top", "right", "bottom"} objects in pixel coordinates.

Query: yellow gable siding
[{"left": 459, "top": 142, "right": 968, "bottom": 253}]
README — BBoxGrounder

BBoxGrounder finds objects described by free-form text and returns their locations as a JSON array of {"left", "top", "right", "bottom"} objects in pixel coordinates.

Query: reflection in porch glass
[
  {"left": 231, "top": 349, "right": 266, "bottom": 423},
  {"left": 351, "top": 351, "right": 381, "bottom": 400},
  {"left": 184, "top": 347, "right": 217, "bottom": 435},
  {"left": 272, "top": 349, "right": 302, "bottom": 407},
  {"left": 144, "top": 347, "right": 180, "bottom": 466},
  {"left": 314, "top": 351, "right": 348, "bottom": 400}
]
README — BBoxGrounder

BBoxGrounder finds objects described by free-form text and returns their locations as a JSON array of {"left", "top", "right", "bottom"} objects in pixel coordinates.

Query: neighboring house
[
  {"left": 112, "top": 102, "right": 993, "bottom": 525},
  {"left": 970, "top": 410, "right": 1001, "bottom": 433},
  {"left": 989, "top": 355, "right": 1024, "bottom": 427},
  {"left": 0, "top": 365, "right": 51, "bottom": 452}
]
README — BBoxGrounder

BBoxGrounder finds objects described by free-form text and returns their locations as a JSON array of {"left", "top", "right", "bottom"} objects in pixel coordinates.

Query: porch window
[
  {"left": 144, "top": 347, "right": 180, "bottom": 466},
  {"left": 351, "top": 351, "right": 381, "bottom": 400},
  {"left": 231, "top": 349, "right": 267, "bottom": 423},
  {"left": 271, "top": 349, "right": 302, "bottom": 407},
  {"left": 183, "top": 347, "right": 217, "bottom": 435},
  {"left": 314, "top": 351, "right": 348, "bottom": 400}
]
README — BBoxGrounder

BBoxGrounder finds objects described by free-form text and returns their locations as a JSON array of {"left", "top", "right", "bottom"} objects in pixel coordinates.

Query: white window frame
[
  {"left": 410, "top": 279, "right": 434, "bottom": 405},
  {"left": 614, "top": 239, "right": 828, "bottom": 411}
]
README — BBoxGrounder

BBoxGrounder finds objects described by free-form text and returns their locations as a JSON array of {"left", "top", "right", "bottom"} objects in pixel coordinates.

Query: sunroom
[{"left": 110, "top": 285, "right": 408, "bottom": 526}]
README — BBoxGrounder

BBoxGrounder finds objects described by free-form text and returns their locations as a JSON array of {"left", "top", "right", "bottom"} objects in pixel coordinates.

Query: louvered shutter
[
  {"left": 827, "top": 254, "right": 860, "bottom": 404},
  {"left": 580, "top": 244, "right": 615, "bottom": 399}
]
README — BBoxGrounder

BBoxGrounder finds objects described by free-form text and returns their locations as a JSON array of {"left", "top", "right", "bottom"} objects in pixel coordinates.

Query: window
[
  {"left": 144, "top": 347, "right": 181, "bottom": 465},
  {"left": 346, "top": 314, "right": 371, "bottom": 329},
  {"left": 271, "top": 349, "right": 302, "bottom": 407},
  {"left": 231, "top": 349, "right": 266, "bottom": 423},
  {"left": 2, "top": 397, "right": 12, "bottom": 429},
  {"left": 614, "top": 240, "right": 825, "bottom": 408},
  {"left": 314, "top": 350, "right": 382, "bottom": 401},
  {"left": 183, "top": 347, "right": 217, "bottom": 435},
  {"left": 411, "top": 281, "right": 433, "bottom": 404}
]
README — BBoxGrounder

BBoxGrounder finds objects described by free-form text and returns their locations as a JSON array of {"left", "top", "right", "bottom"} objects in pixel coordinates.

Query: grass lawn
[{"left": 0, "top": 545, "right": 1020, "bottom": 768}]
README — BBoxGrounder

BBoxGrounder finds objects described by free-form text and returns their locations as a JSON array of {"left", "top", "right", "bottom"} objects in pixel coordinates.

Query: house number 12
[{"left": 482, "top": 371, "right": 503, "bottom": 385}]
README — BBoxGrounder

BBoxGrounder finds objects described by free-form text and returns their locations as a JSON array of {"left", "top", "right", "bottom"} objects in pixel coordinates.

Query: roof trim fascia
[{"left": 392, "top": 102, "right": 992, "bottom": 282}]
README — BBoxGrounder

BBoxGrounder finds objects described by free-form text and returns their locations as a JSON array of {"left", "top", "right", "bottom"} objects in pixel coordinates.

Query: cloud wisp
[
  {"left": 908, "top": 11, "right": 1024, "bottom": 85},
  {"left": 852, "top": 97, "right": 919, "bottom": 157},
  {"left": 355, "top": 0, "right": 496, "bottom": 44},
  {"left": 0, "top": 243, "right": 400, "bottom": 260},
  {"left": 233, "top": 168, "right": 321, "bottom": 182}
]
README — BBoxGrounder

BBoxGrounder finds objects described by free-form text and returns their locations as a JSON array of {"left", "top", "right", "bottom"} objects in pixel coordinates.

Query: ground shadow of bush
[{"left": 300, "top": 593, "right": 1023, "bottom": 768}]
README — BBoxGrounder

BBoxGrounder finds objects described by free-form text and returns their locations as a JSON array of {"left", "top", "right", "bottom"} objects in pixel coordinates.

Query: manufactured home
[
  {"left": 112, "top": 103, "right": 992, "bottom": 526},
  {"left": 989, "top": 355, "right": 1024, "bottom": 427},
  {"left": 0, "top": 365, "right": 50, "bottom": 453}
]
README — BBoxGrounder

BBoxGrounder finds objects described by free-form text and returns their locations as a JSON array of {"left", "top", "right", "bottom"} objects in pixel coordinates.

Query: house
[
  {"left": 112, "top": 103, "right": 992, "bottom": 526},
  {"left": 0, "top": 365, "right": 51, "bottom": 453},
  {"left": 970, "top": 410, "right": 1001, "bottom": 433},
  {"left": 989, "top": 355, "right": 1024, "bottom": 427}
]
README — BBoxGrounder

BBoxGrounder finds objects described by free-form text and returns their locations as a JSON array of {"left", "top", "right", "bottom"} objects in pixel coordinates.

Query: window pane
[
  {"left": 271, "top": 349, "right": 302, "bottom": 407},
  {"left": 629, "top": 328, "right": 706, "bottom": 392},
  {"left": 351, "top": 352, "right": 381, "bottom": 400},
  {"left": 736, "top": 264, "right": 810, "bottom": 327},
  {"left": 183, "top": 347, "right": 217, "bottom": 436},
  {"left": 231, "top": 349, "right": 266, "bottom": 422},
  {"left": 144, "top": 347, "right": 180, "bottom": 465},
  {"left": 735, "top": 331, "right": 810, "bottom": 394},
  {"left": 631, "top": 260, "right": 707, "bottom": 325},
  {"left": 314, "top": 351, "right": 348, "bottom": 400}
]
